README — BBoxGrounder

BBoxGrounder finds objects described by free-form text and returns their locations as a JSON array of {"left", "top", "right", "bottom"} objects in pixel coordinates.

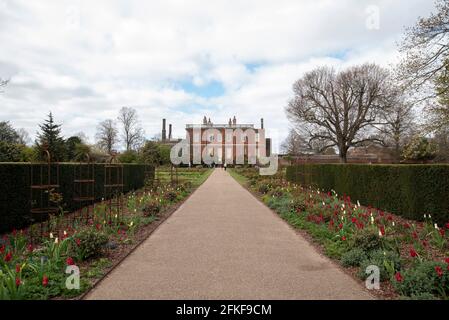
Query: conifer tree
[{"left": 35, "top": 112, "right": 66, "bottom": 161}]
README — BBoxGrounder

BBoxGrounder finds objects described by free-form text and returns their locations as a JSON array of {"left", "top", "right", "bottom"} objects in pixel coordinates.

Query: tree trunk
[
  {"left": 339, "top": 150, "right": 347, "bottom": 163},
  {"left": 338, "top": 143, "right": 348, "bottom": 163}
]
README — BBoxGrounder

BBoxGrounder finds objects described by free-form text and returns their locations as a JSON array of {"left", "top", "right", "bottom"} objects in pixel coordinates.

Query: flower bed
[
  {"left": 230, "top": 168, "right": 449, "bottom": 300},
  {"left": 0, "top": 168, "right": 211, "bottom": 300}
]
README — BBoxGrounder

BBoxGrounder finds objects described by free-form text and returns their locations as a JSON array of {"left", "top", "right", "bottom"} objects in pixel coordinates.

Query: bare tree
[
  {"left": 16, "top": 128, "right": 31, "bottom": 145},
  {"left": 281, "top": 129, "right": 309, "bottom": 155},
  {"left": 286, "top": 64, "right": 393, "bottom": 163},
  {"left": 377, "top": 100, "right": 416, "bottom": 160},
  {"left": 117, "top": 107, "right": 144, "bottom": 151},
  {"left": 396, "top": 0, "right": 449, "bottom": 100},
  {"left": 96, "top": 119, "right": 119, "bottom": 154}
]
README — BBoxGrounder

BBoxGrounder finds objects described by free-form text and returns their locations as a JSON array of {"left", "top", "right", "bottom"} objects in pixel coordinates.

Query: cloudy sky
[{"left": 0, "top": 0, "right": 436, "bottom": 151}]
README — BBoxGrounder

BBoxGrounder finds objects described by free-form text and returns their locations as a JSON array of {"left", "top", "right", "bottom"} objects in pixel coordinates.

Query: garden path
[{"left": 85, "top": 169, "right": 373, "bottom": 299}]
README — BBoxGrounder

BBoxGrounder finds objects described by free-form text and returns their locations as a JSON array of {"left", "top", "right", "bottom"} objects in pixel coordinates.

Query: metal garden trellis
[
  {"left": 30, "top": 147, "right": 60, "bottom": 241},
  {"left": 104, "top": 152, "right": 124, "bottom": 222},
  {"left": 73, "top": 153, "right": 95, "bottom": 224}
]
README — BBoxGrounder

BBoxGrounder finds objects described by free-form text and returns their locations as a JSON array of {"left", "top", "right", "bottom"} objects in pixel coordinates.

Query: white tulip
[
  {"left": 49, "top": 232, "right": 54, "bottom": 239},
  {"left": 54, "top": 237, "right": 59, "bottom": 244},
  {"left": 434, "top": 223, "right": 439, "bottom": 230}
]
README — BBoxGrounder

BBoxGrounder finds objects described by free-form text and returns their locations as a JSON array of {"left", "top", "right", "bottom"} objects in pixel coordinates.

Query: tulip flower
[
  {"left": 42, "top": 275, "right": 49, "bottom": 287},
  {"left": 435, "top": 266, "right": 444, "bottom": 277},
  {"left": 66, "top": 257, "right": 75, "bottom": 265},
  {"left": 395, "top": 272, "right": 403, "bottom": 282}
]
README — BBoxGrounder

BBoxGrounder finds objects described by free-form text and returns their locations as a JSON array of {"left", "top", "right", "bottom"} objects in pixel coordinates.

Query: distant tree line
[{"left": 0, "top": 85, "right": 171, "bottom": 165}]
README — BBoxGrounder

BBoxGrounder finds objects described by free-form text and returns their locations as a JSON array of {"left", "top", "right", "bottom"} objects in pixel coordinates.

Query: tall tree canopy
[
  {"left": 286, "top": 63, "right": 393, "bottom": 163},
  {"left": 117, "top": 107, "right": 144, "bottom": 151},
  {"left": 96, "top": 119, "right": 119, "bottom": 154},
  {"left": 397, "top": 0, "right": 449, "bottom": 99},
  {"left": 35, "top": 112, "right": 66, "bottom": 161},
  {"left": 0, "top": 121, "right": 20, "bottom": 143}
]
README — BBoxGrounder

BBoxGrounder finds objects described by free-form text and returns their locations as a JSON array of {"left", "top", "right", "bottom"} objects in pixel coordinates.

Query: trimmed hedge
[
  {"left": 0, "top": 163, "right": 154, "bottom": 233},
  {"left": 286, "top": 164, "right": 449, "bottom": 224}
]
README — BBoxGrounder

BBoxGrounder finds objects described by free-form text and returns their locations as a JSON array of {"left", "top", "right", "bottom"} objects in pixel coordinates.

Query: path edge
[{"left": 78, "top": 170, "right": 213, "bottom": 300}]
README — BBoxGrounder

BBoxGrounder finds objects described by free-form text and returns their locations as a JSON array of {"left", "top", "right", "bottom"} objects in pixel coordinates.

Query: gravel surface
[{"left": 85, "top": 169, "right": 374, "bottom": 300}]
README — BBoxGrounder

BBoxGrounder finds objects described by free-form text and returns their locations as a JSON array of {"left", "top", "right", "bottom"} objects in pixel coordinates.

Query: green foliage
[
  {"left": 118, "top": 150, "right": 139, "bottom": 163},
  {"left": 358, "top": 250, "right": 401, "bottom": 281},
  {"left": 258, "top": 184, "right": 270, "bottom": 194},
  {"left": 0, "top": 121, "right": 20, "bottom": 143},
  {"left": 393, "top": 261, "right": 448, "bottom": 298},
  {"left": 65, "top": 136, "right": 82, "bottom": 161},
  {"left": 71, "top": 228, "right": 108, "bottom": 261},
  {"left": 341, "top": 248, "right": 368, "bottom": 267},
  {"left": 353, "top": 230, "right": 384, "bottom": 253},
  {"left": 286, "top": 164, "right": 449, "bottom": 223},
  {"left": 142, "top": 200, "right": 161, "bottom": 217},
  {"left": 402, "top": 136, "right": 438, "bottom": 161},
  {"left": 0, "top": 163, "right": 152, "bottom": 233},
  {"left": 0, "top": 141, "right": 23, "bottom": 162},
  {"left": 35, "top": 112, "right": 66, "bottom": 162}
]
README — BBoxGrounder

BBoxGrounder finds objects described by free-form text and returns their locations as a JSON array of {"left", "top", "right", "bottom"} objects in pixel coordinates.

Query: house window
[{"left": 226, "top": 147, "right": 232, "bottom": 159}]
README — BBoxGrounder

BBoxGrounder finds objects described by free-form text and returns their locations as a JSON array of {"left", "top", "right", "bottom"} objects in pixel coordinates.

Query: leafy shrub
[
  {"left": 290, "top": 197, "right": 306, "bottom": 212},
  {"left": 353, "top": 230, "right": 383, "bottom": 253},
  {"left": 358, "top": 250, "right": 401, "bottom": 281},
  {"left": 268, "top": 187, "right": 284, "bottom": 197},
  {"left": 71, "top": 228, "right": 108, "bottom": 261},
  {"left": 258, "top": 184, "right": 270, "bottom": 194},
  {"left": 142, "top": 201, "right": 161, "bottom": 217},
  {"left": 164, "top": 191, "right": 177, "bottom": 202},
  {"left": 341, "top": 248, "right": 368, "bottom": 267},
  {"left": 393, "top": 261, "right": 448, "bottom": 298}
]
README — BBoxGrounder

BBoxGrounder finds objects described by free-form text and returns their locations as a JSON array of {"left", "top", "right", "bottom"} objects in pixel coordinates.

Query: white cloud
[{"left": 0, "top": 0, "right": 436, "bottom": 150}]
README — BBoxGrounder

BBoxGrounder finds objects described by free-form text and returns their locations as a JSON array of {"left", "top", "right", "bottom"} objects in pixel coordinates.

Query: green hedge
[
  {"left": 286, "top": 164, "right": 449, "bottom": 224},
  {"left": 0, "top": 163, "right": 154, "bottom": 233}
]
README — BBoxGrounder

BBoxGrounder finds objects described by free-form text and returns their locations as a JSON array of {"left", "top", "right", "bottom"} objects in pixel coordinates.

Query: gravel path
[{"left": 85, "top": 169, "right": 373, "bottom": 300}]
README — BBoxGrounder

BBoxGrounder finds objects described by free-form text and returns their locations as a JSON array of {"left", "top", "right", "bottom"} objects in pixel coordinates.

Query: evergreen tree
[{"left": 35, "top": 112, "right": 66, "bottom": 161}]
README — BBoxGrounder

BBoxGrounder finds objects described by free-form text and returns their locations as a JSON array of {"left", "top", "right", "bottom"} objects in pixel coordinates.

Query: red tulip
[
  {"left": 4, "top": 251, "right": 12, "bottom": 262},
  {"left": 410, "top": 248, "right": 418, "bottom": 258},
  {"left": 42, "top": 275, "right": 49, "bottom": 287},
  {"left": 341, "top": 236, "right": 346, "bottom": 241},
  {"left": 66, "top": 257, "right": 75, "bottom": 265},
  {"left": 15, "top": 277, "right": 21, "bottom": 287},
  {"left": 395, "top": 272, "right": 403, "bottom": 282},
  {"left": 435, "top": 266, "right": 444, "bottom": 277},
  {"left": 15, "top": 264, "right": 21, "bottom": 273}
]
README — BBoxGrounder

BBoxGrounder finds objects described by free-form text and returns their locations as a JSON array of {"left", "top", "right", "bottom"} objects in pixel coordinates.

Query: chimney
[
  {"left": 261, "top": 118, "right": 264, "bottom": 129},
  {"left": 232, "top": 116, "right": 236, "bottom": 125},
  {"left": 162, "top": 118, "right": 166, "bottom": 141},
  {"left": 169, "top": 124, "right": 172, "bottom": 140}
]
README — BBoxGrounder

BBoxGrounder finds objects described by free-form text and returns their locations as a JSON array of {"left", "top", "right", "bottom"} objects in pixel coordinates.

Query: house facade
[{"left": 185, "top": 116, "right": 271, "bottom": 165}]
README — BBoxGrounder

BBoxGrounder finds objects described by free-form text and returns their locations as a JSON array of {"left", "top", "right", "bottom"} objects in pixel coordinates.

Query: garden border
[
  {"left": 227, "top": 169, "right": 385, "bottom": 300},
  {"left": 76, "top": 171, "right": 212, "bottom": 300}
]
